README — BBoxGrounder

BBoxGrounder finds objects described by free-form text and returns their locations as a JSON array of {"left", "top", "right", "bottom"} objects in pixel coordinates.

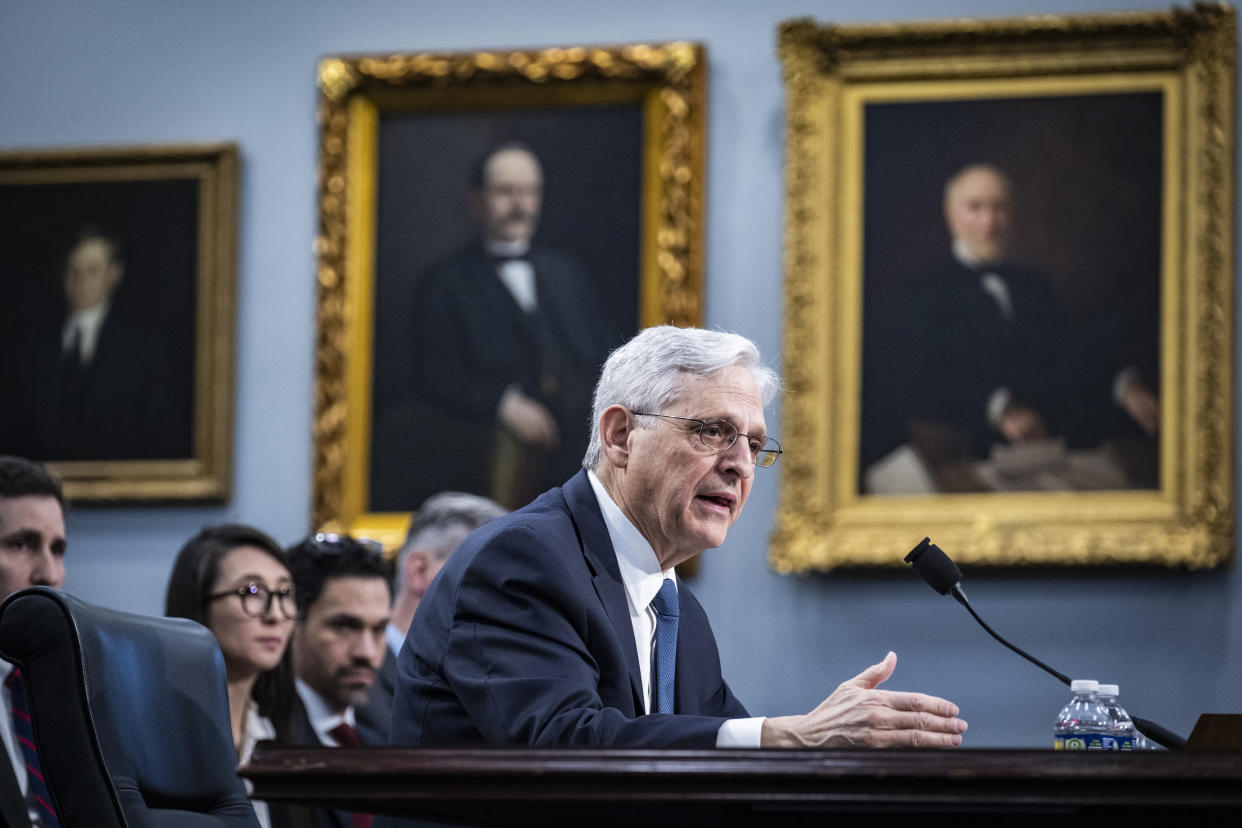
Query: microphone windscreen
[{"left": 905, "top": 537, "right": 963, "bottom": 595}]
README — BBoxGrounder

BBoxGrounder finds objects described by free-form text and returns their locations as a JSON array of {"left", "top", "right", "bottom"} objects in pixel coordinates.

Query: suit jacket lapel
[
  {"left": 562, "top": 472, "right": 645, "bottom": 713},
  {"left": 0, "top": 759, "right": 31, "bottom": 828},
  {"left": 379, "top": 646, "right": 397, "bottom": 694},
  {"left": 469, "top": 245, "right": 541, "bottom": 340},
  {"left": 672, "top": 585, "right": 702, "bottom": 715}
]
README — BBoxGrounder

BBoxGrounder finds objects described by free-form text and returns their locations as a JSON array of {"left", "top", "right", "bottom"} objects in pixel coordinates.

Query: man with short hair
[
  {"left": 0, "top": 456, "right": 67, "bottom": 828},
  {"left": 355, "top": 492, "right": 505, "bottom": 743},
  {"left": 287, "top": 535, "right": 391, "bottom": 742},
  {"left": 283, "top": 534, "right": 391, "bottom": 827},
  {"left": 390, "top": 326, "right": 967, "bottom": 749}
]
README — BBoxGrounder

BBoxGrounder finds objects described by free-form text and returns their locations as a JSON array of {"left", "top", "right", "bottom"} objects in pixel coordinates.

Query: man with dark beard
[{"left": 283, "top": 534, "right": 390, "bottom": 828}]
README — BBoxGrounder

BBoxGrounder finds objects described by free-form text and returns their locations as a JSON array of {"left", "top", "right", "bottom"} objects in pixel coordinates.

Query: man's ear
[
  {"left": 405, "top": 551, "right": 432, "bottom": 595},
  {"left": 598, "top": 405, "right": 634, "bottom": 469}
]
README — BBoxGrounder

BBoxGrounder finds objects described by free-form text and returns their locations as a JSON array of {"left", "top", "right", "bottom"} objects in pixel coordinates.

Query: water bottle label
[
  {"left": 1054, "top": 733, "right": 1117, "bottom": 751},
  {"left": 1116, "top": 736, "right": 1135, "bottom": 750}
]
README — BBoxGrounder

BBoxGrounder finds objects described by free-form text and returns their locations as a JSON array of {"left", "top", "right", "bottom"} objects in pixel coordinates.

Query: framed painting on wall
[
  {"left": 773, "top": 4, "right": 1234, "bottom": 570},
  {"left": 0, "top": 143, "right": 237, "bottom": 501}
]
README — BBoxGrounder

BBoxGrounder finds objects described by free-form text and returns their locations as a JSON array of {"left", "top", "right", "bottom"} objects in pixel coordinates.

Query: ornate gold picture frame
[
  {"left": 772, "top": 5, "right": 1234, "bottom": 571},
  {"left": 0, "top": 143, "right": 237, "bottom": 501},
  {"left": 312, "top": 42, "right": 707, "bottom": 546}
]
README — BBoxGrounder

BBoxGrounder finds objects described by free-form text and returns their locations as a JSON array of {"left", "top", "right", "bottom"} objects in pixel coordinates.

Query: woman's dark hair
[{"left": 165, "top": 524, "right": 297, "bottom": 738}]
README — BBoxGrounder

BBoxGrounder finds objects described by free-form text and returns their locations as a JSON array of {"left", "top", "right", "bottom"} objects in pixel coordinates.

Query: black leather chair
[{"left": 0, "top": 587, "right": 260, "bottom": 827}]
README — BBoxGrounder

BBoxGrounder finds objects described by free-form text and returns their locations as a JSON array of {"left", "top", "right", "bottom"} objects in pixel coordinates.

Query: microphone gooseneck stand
[{"left": 904, "top": 537, "right": 1186, "bottom": 750}]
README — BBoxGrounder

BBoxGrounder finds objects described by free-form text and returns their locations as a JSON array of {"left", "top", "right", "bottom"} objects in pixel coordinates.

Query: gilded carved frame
[
  {"left": 312, "top": 42, "right": 707, "bottom": 545},
  {"left": 0, "top": 143, "right": 237, "bottom": 501},
  {"left": 772, "top": 5, "right": 1235, "bottom": 571}
]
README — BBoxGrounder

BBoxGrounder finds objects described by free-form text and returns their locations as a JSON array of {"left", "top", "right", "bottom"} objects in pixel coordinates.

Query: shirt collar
[
  {"left": 295, "top": 678, "right": 354, "bottom": 742},
  {"left": 64, "top": 301, "right": 109, "bottom": 333},
  {"left": 952, "top": 238, "right": 1002, "bottom": 271},
  {"left": 62, "top": 301, "right": 110, "bottom": 349},
  {"left": 385, "top": 622, "right": 404, "bottom": 658},
  {"left": 245, "top": 699, "right": 276, "bottom": 741},
  {"left": 587, "top": 469, "right": 675, "bottom": 615}
]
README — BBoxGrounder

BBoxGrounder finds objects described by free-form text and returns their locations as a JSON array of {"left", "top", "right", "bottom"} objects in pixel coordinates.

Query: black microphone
[
  {"left": 905, "top": 537, "right": 1186, "bottom": 750},
  {"left": 904, "top": 537, "right": 969, "bottom": 605}
]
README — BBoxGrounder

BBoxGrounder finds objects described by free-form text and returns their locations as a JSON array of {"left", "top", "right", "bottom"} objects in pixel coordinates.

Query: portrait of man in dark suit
[
  {"left": 0, "top": 217, "right": 195, "bottom": 463},
  {"left": 408, "top": 143, "right": 616, "bottom": 501},
  {"left": 369, "top": 110, "right": 639, "bottom": 512},
  {"left": 859, "top": 93, "right": 1164, "bottom": 494}
]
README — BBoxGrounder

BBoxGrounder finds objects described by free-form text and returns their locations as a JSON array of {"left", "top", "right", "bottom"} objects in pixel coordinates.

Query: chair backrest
[{"left": 0, "top": 587, "right": 260, "bottom": 828}]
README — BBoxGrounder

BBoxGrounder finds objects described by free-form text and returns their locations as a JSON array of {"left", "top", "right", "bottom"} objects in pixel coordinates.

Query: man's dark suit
[
  {"left": 0, "top": 303, "right": 192, "bottom": 461},
  {"left": 264, "top": 701, "right": 362, "bottom": 828},
  {"left": 407, "top": 242, "right": 620, "bottom": 491},
  {"left": 389, "top": 470, "right": 748, "bottom": 748},
  {"left": 354, "top": 648, "right": 396, "bottom": 746},
  {"left": 1, "top": 754, "right": 32, "bottom": 828},
  {"left": 862, "top": 257, "right": 1090, "bottom": 465}
]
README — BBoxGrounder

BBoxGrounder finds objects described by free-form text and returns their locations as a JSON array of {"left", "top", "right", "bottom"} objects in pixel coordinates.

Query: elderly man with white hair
[{"left": 389, "top": 326, "right": 967, "bottom": 748}]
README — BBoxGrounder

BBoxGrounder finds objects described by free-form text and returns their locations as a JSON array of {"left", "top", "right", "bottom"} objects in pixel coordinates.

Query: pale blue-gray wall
[{"left": 2, "top": 0, "right": 1237, "bottom": 747}]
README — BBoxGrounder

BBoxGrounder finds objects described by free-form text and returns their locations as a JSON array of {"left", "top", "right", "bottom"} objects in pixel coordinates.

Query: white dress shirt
[
  {"left": 586, "top": 470, "right": 765, "bottom": 747},
  {"left": 953, "top": 240, "right": 1015, "bottom": 425},
  {"left": 60, "top": 302, "right": 110, "bottom": 365},
  {"left": 1, "top": 659, "right": 40, "bottom": 827},
  {"left": 238, "top": 700, "right": 275, "bottom": 828},
  {"left": 295, "top": 679, "right": 357, "bottom": 746},
  {"left": 485, "top": 238, "right": 538, "bottom": 312},
  {"left": 385, "top": 622, "right": 405, "bottom": 660}
]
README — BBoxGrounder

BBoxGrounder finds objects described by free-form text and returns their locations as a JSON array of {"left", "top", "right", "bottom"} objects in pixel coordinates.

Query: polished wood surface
[{"left": 243, "top": 746, "right": 1242, "bottom": 825}]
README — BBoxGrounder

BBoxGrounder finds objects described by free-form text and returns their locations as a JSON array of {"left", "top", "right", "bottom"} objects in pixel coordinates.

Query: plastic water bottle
[
  {"left": 1097, "top": 684, "right": 1137, "bottom": 750},
  {"left": 1054, "top": 679, "right": 1115, "bottom": 751}
]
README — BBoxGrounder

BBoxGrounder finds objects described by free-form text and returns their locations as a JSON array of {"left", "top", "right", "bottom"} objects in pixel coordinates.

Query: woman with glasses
[{"left": 164, "top": 524, "right": 298, "bottom": 828}]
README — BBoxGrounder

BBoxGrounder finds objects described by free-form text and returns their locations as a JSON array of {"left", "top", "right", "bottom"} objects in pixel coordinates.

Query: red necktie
[
  {"left": 327, "top": 722, "right": 370, "bottom": 827},
  {"left": 328, "top": 721, "right": 362, "bottom": 747},
  {"left": 7, "top": 669, "right": 61, "bottom": 827}
]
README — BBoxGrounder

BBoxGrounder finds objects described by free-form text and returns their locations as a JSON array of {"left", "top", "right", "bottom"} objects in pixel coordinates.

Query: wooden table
[{"left": 243, "top": 746, "right": 1242, "bottom": 825}]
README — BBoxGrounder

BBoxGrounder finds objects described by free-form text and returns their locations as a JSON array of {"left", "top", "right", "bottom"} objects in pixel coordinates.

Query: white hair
[
  {"left": 581, "top": 326, "right": 781, "bottom": 470},
  {"left": 395, "top": 491, "right": 507, "bottom": 590}
]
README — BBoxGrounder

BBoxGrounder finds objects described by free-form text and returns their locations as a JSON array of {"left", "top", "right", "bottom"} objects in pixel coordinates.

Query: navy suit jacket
[
  {"left": 0, "top": 302, "right": 192, "bottom": 461},
  {"left": 1, "top": 757, "right": 31, "bottom": 828},
  {"left": 389, "top": 471, "right": 749, "bottom": 748},
  {"left": 264, "top": 700, "right": 358, "bottom": 828},
  {"left": 354, "top": 647, "right": 396, "bottom": 746}
]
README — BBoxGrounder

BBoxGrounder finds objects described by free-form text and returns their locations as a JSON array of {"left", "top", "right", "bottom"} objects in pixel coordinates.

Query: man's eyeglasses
[
  {"left": 630, "top": 412, "right": 782, "bottom": 468},
  {"left": 206, "top": 582, "right": 298, "bottom": 620}
]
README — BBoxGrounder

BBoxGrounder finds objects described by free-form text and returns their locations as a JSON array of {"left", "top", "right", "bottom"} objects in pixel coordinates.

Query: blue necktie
[
  {"left": 650, "top": 578, "right": 680, "bottom": 714},
  {"left": 6, "top": 669, "right": 61, "bottom": 828}
]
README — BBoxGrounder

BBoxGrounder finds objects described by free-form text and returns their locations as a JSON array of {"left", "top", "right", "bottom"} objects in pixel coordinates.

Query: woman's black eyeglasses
[{"left": 206, "top": 582, "right": 298, "bottom": 620}]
